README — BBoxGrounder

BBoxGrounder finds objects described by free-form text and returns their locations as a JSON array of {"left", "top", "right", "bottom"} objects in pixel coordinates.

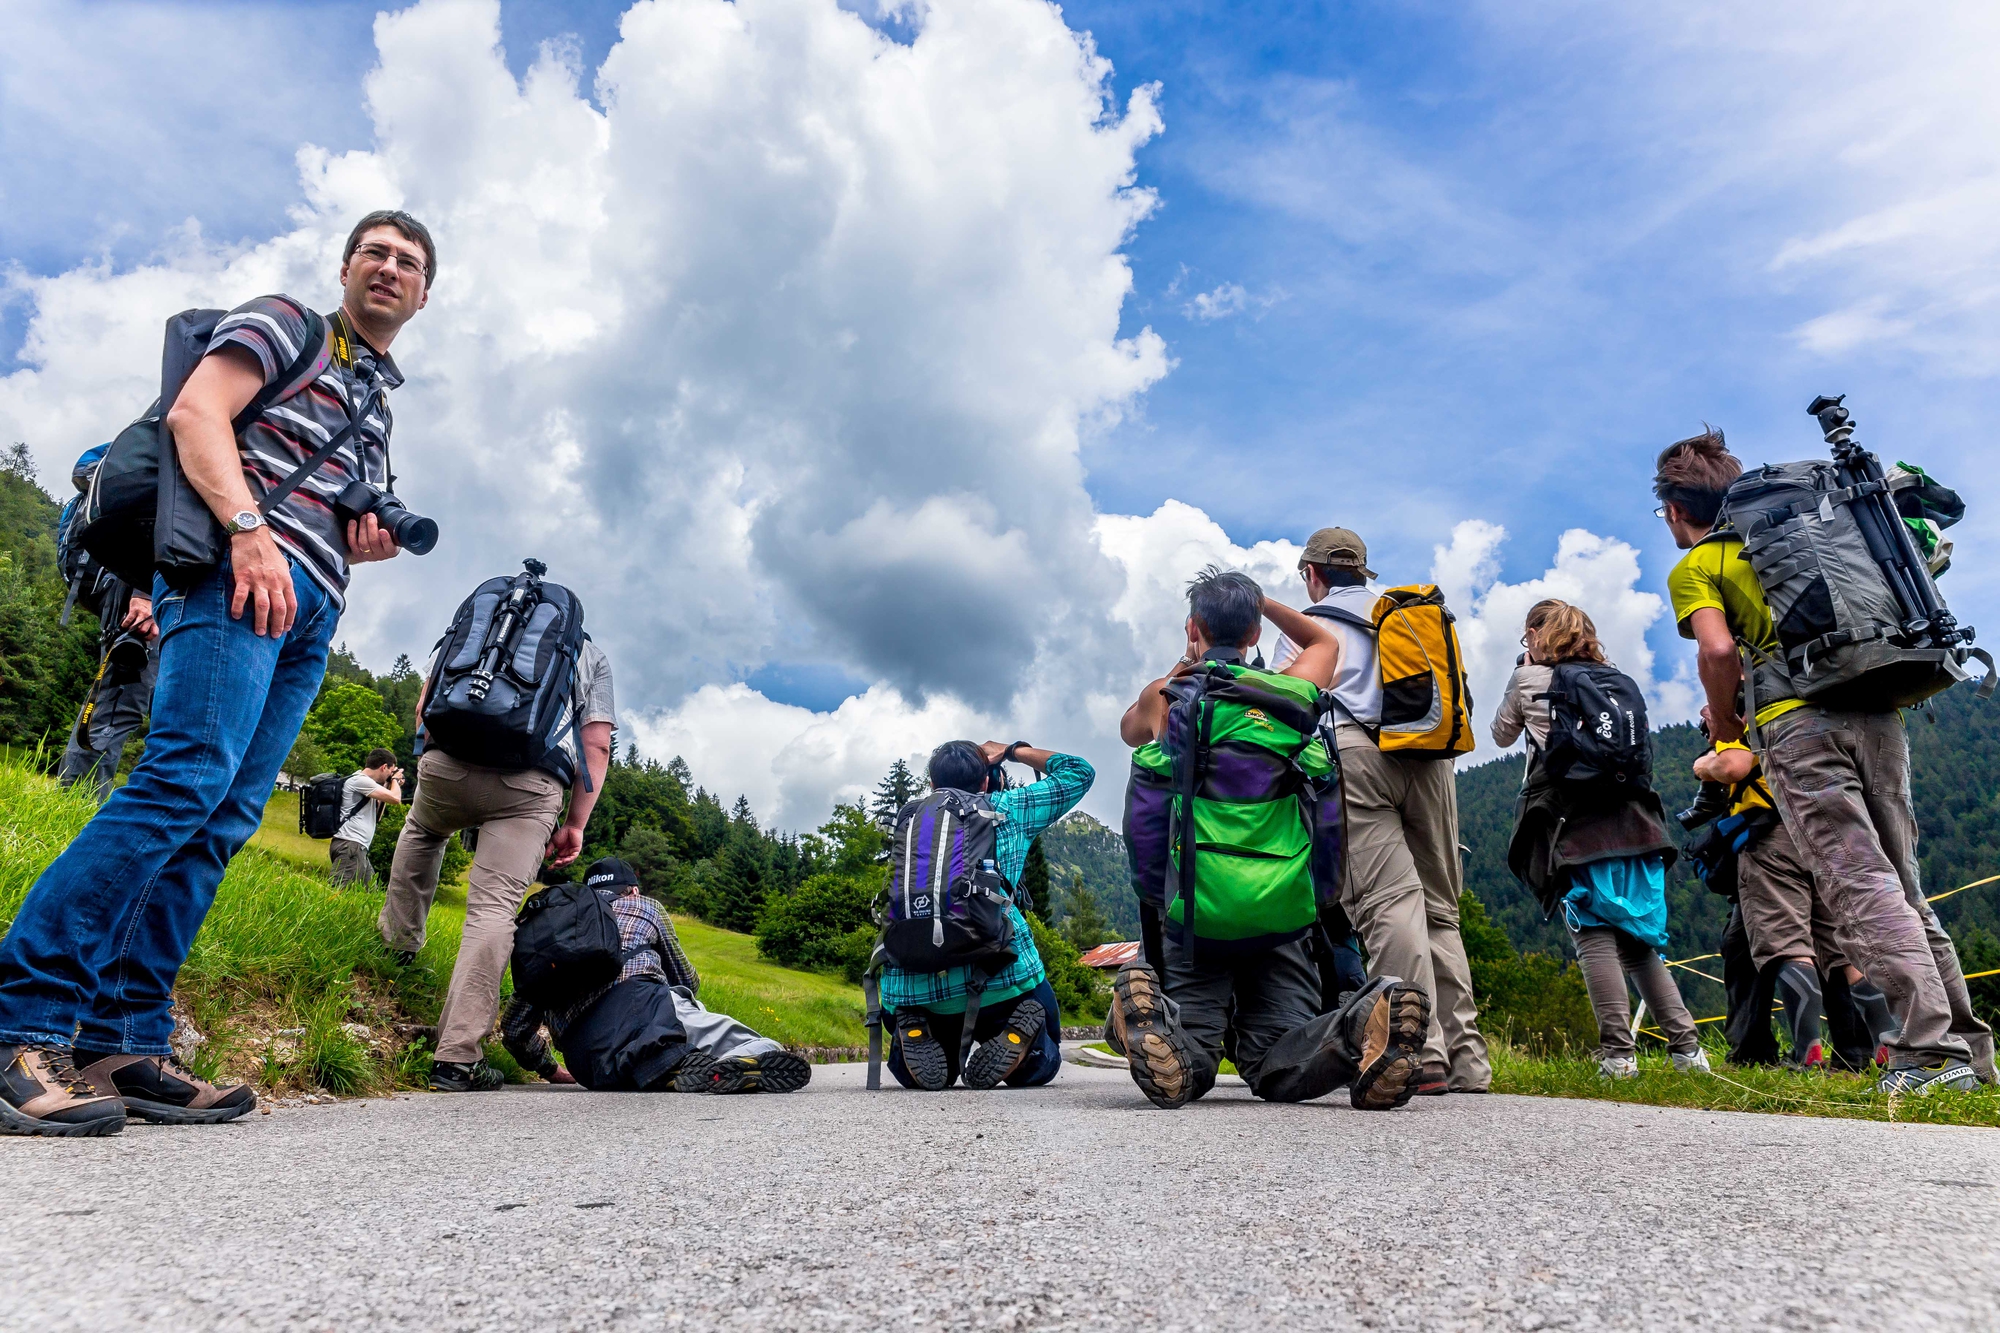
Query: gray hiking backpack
[{"left": 1718, "top": 395, "right": 1994, "bottom": 724}]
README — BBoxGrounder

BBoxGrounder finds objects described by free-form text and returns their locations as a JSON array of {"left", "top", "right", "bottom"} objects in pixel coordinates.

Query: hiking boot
[
  {"left": 1878, "top": 1062, "right": 1979, "bottom": 1096},
  {"left": 429, "top": 1059, "right": 505, "bottom": 1092},
  {"left": 1785, "top": 1039, "right": 1827, "bottom": 1072},
  {"left": 1672, "top": 1048, "right": 1713, "bottom": 1074},
  {"left": 1414, "top": 1061, "right": 1449, "bottom": 1097},
  {"left": 1597, "top": 1054, "right": 1639, "bottom": 1080},
  {"left": 963, "top": 1000, "right": 1046, "bottom": 1090},
  {"left": 709, "top": 1050, "right": 813, "bottom": 1095},
  {"left": 1112, "top": 962, "right": 1195, "bottom": 1110},
  {"left": 894, "top": 1012, "right": 952, "bottom": 1091},
  {"left": 0, "top": 1044, "right": 126, "bottom": 1137},
  {"left": 74, "top": 1050, "right": 256, "bottom": 1125},
  {"left": 670, "top": 1050, "right": 719, "bottom": 1092},
  {"left": 1341, "top": 978, "right": 1430, "bottom": 1111}
]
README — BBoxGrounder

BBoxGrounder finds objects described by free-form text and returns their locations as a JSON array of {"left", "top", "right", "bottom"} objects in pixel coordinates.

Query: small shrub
[
  {"left": 293, "top": 983, "right": 375, "bottom": 1095},
  {"left": 1026, "top": 910, "right": 1105, "bottom": 1021},
  {"left": 1460, "top": 890, "right": 1595, "bottom": 1054},
  {"left": 755, "top": 871, "right": 879, "bottom": 970},
  {"left": 367, "top": 802, "right": 469, "bottom": 886}
]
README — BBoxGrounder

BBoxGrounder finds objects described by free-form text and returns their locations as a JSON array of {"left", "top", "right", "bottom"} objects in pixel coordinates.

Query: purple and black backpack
[{"left": 880, "top": 788, "right": 1017, "bottom": 975}]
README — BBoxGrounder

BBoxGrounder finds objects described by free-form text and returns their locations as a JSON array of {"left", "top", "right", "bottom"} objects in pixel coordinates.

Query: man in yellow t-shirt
[{"left": 1654, "top": 427, "right": 1989, "bottom": 1094}]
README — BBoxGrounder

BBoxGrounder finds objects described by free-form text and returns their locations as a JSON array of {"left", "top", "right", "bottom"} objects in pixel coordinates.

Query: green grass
[
  {"left": 249, "top": 789, "right": 335, "bottom": 870},
  {"left": 671, "top": 914, "right": 869, "bottom": 1048}
]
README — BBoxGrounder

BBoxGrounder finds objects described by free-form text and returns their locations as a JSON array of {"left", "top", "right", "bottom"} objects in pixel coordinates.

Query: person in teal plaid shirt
[{"left": 883, "top": 740, "right": 1093, "bottom": 1090}]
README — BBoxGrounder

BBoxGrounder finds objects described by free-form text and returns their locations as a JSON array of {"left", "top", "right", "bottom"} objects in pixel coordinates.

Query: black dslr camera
[
  {"left": 334, "top": 481, "right": 438, "bottom": 555},
  {"left": 1677, "top": 782, "right": 1733, "bottom": 832}
]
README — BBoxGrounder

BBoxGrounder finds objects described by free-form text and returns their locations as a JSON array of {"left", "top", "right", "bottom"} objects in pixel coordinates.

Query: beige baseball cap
[{"left": 1299, "top": 526, "right": 1375, "bottom": 579}]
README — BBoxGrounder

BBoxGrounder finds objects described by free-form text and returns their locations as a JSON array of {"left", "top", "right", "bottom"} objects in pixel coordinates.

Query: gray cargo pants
[
  {"left": 1336, "top": 723, "right": 1490, "bottom": 1089},
  {"left": 670, "top": 987, "right": 781, "bottom": 1060},
  {"left": 1761, "top": 707, "right": 1990, "bottom": 1071},
  {"left": 1161, "top": 932, "right": 1364, "bottom": 1103}
]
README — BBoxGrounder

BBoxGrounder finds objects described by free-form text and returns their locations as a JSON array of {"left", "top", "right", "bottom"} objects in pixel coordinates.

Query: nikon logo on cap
[{"left": 587, "top": 873, "right": 616, "bottom": 886}]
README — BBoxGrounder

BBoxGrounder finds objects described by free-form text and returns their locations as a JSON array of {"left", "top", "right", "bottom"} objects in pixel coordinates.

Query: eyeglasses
[
  {"left": 352, "top": 244, "right": 428, "bottom": 280},
  {"left": 1653, "top": 505, "right": 1667, "bottom": 519}
]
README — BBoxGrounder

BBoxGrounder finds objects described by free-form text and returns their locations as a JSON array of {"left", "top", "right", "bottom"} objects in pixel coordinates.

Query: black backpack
[
  {"left": 420, "top": 560, "right": 590, "bottom": 787},
  {"left": 1538, "top": 662, "right": 1651, "bottom": 789},
  {"left": 299, "top": 773, "right": 371, "bottom": 840},
  {"left": 511, "top": 881, "right": 627, "bottom": 1010},
  {"left": 76, "top": 300, "right": 341, "bottom": 591}
]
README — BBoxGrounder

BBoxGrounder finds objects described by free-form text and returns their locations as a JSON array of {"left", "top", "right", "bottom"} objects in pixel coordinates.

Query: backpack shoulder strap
[{"left": 1303, "top": 602, "right": 1376, "bottom": 633}]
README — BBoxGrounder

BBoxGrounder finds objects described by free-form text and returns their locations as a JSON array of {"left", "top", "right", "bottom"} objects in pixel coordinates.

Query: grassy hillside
[{"left": 0, "top": 763, "right": 869, "bottom": 1096}]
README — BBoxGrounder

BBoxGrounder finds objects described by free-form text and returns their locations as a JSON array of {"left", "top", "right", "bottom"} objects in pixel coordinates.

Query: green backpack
[{"left": 1123, "top": 653, "right": 1343, "bottom": 956}]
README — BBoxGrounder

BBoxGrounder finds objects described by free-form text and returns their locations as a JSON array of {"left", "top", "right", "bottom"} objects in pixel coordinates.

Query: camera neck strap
[{"left": 254, "top": 381, "right": 380, "bottom": 518}]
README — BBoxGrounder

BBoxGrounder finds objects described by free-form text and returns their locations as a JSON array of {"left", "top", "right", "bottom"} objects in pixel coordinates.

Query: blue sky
[{"left": 3, "top": 0, "right": 1993, "bottom": 821}]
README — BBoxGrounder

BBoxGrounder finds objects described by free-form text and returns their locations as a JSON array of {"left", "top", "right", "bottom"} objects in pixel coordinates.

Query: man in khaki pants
[
  {"left": 380, "top": 640, "right": 616, "bottom": 1092},
  {"left": 1275, "top": 527, "right": 1490, "bottom": 1095}
]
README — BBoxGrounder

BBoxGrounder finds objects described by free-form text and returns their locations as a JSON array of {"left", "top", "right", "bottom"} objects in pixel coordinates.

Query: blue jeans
[
  {"left": 887, "top": 979, "right": 1063, "bottom": 1089},
  {"left": 0, "top": 558, "right": 337, "bottom": 1053}
]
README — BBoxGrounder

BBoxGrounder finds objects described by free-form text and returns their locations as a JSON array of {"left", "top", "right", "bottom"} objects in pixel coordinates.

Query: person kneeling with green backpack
[{"left": 1110, "top": 567, "right": 1431, "bottom": 1111}]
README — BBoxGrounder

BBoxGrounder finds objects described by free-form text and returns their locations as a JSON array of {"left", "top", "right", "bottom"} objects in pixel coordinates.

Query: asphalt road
[{"left": 6, "top": 1058, "right": 1998, "bottom": 1332}]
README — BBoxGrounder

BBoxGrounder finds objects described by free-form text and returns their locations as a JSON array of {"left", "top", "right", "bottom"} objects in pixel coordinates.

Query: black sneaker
[
  {"left": 392, "top": 950, "right": 418, "bottom": 968},
  {"left": 1878, "top": 1062, "right": 1979, "bottom": 1096},
  {"left": 1112, "top": 962, "right": 1195, "bottom": 1110},
  {"left": 429, "top": 1059, "right": 505, "bottom": 1092},
  {"left": 710, "top": 1050, "right": 813, "bottom": 1094},
  {"left": 894, "top": 1012, "right": 952, "bottom": 1091},
  {"left": 670, "top": 1050, "right": 719, "bottom": 1092},
  {"left": 74, "top": 1051, "right": 257, "bottom": 1125},
  {"left": 1340, "top": 978, "right": 1431, "bottom": 1111},
  {"left": 0, "top": 1045, "right": 126, "bottom": 1137},
  {"left": 963, "top": 1001, "right": 1047, "bottom": 1090}
]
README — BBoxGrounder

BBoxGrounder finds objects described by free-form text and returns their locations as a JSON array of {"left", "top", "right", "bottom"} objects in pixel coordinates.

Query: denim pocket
[{"left": 152, "top": 590, "right": 189, "bottom": 635}]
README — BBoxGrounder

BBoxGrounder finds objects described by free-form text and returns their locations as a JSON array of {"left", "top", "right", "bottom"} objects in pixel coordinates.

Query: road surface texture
[{"left": 5, "top": 1058, "right": 1997, "bottom": 1332}]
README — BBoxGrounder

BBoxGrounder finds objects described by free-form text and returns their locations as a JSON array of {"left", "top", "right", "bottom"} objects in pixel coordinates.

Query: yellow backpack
[{"left": 1310, "top": 585, "right": 1475, "bottom": 759}]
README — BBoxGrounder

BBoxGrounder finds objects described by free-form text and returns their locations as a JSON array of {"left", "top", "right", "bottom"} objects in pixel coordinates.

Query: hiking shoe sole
[
  {"left": 1114, "top": 964, "right": 1195, "bottom": 1110},
  {"left": 121, "top": 1093, "right": 257, "bottom": 1125},
  {"left": 0, "top": 1096, "right": 126, "bottom": 1137},
  {"left": 1350, "top": 981, "right": 1430, "bottom": 1111},
  {"left": 670, "top": 1051, "right": 719, "bottom": 1092},
  {"left": 963, "top": 1001, "right": 1047, "bottom": 1090},
  {"left": 711, "top": 1050, "right": 813, "bottom": 1094},
  {"left": 896, "top": 1016, "right": 952, "bottom": 1091}
]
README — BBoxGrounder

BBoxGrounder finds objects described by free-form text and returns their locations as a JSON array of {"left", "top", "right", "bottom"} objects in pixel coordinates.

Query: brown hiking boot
[
  {"left": 0, "top": 1044, "right": 127, "bottom": 1137},
  {"left": 1341, "top": 978, "right": 1431, "bottom": 1111},
  {"left": 1112, "top": 962, "right": 1195, "bottom": 1110},
  {"left": 75, "top": 1051, "right": 258, "bottom": 1125}
]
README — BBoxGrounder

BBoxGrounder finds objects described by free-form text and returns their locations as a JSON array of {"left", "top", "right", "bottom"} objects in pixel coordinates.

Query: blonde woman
[{"left": 1496, "top": 600, "right": 1710, "bottom": 1078}]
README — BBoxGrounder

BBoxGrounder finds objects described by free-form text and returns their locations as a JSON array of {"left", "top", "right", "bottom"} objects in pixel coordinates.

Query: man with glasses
[
  {"left": 0, "top": 211, "right": 435, "bottom": 1137},
  {"left": 1271, "top": 527, "right": 1491, "bottom": 1096}
]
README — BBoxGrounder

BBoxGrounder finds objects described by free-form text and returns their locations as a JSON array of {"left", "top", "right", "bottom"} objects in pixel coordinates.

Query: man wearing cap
[
  {"left": 1273, "top": 528, "right": 1491, "bottom": 1096},
  {"left": 500, "top": 857, "right": 813, "bottom": 1094}
]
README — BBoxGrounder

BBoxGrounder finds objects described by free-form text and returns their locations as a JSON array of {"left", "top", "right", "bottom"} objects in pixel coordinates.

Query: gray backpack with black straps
[{"left": 1718, "top": 396, "right": 1994, "bottom": 722}]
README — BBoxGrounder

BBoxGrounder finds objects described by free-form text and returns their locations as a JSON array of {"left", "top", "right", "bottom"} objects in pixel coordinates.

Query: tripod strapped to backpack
[{"left": 468, "top": 558, "right": 550, "bottom": 704}]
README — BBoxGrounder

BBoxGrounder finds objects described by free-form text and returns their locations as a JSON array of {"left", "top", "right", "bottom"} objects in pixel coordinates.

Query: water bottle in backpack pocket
[{"left": 880, "top": 789, "right": 1017, "bottom": 974}]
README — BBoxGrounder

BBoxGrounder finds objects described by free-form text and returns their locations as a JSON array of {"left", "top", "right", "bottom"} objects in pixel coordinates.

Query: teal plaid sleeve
[{"left": 877, "top": 753, "right": 1093, "bottom": 1014}]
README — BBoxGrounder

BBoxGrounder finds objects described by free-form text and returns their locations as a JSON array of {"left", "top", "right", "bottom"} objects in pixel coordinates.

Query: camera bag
[
  {"left": 511, "top": 880, "right": 630, "bottom": 1011},
  {"left": 75, "top": 299, "right": 351, "bottom": 590},
  {"left": 299, "top": 773, "right": 372, "bottom": 841},
  {"left": 420, "top": 568, "right": 591, "bottom": 787}
]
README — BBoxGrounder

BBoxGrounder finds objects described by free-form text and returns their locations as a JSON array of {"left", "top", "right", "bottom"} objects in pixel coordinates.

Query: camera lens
[{"left": 381, "top": 507, "right": 438, "bottom": 556}]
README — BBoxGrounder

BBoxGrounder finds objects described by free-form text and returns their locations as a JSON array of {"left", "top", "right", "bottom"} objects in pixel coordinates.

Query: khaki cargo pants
[
  {"left": 1761, "top": 706, "right": 1989, "bottom": 1071},
  {"left": 1336, "top": 723, "right": 1490, "bottom": 1089},
  {"left": 379, "top": 750, "right": 566, "bottom": 1065}
]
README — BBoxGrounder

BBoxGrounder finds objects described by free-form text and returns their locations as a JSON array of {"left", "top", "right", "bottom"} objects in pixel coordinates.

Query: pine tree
[
  {"left": 1056, "top": 869, "right": 1113, "bottom": 951},
  {"left": 869, "top": 758, "right": 924, "bottom": 829},
  {"left": 1020, "top": 840, "right": 1052, "bottom": 920},
  {"left": 709, "top": 832, "right": 770, "bottom": 933}
]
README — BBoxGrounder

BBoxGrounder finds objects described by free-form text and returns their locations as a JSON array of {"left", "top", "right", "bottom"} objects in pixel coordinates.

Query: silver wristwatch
[{"left": 224, "top": 509, "right": 265, "bottom": 536}]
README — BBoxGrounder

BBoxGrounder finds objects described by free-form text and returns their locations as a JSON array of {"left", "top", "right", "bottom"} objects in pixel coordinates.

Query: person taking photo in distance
[
  {"left": 329, "top": 749, "right": 404, "bottom": 888},
  {"left": 1113, "top": 567, "right": 1431, "bottom": 1111},
  {"left": 1655, "top": 427, "right": 1991, "bottom": 1094},
  {"left": 874, "top": 740, "right": 1092, "bottom": 1092},
  {"left": 379, "top": 561, "right": 614, "bottom": 1093},
  {"left": 1495, "top": 600, "right": 1708, "bottom": 1078},
  {"left": 1275, "top": 528, "right": 1489, "bottom": 1096},
  {"left": 0, "top": 210, "right": 432, "bottom": 1138},
  {"left": 57, "top": 586, "right": 158, "bottom": 804},
  {"left": 502, "top": 858, "right": 812, "bottom": 1094}
]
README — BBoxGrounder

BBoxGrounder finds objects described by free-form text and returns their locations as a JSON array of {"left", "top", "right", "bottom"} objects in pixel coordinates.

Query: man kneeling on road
[
  {"left": 1112, "top": 567, "right": 1431, "bottom": 1111},
  {"left": 879, "top": 741, "right": 1094, "bottom": 1091},
  {"left": 502, "top": 858, "right": 811, "bottom": 1094}
]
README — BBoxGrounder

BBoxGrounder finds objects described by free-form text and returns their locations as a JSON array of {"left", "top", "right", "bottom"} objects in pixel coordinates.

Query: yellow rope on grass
[{"left": 1928, "top": 873, "right": 2000, "bottom": 905}]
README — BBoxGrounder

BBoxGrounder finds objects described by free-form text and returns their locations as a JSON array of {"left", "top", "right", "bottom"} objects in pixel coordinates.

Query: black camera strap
[{"left": 254, "top": 382, "right": 381, "bottom": 518}]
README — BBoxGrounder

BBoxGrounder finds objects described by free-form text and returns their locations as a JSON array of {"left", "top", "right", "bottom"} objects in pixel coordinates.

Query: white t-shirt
[
  {"left": 335, "top": 771, "right": 390, "bottom": 845},
  {"left": 1272, "top": 584, "right": 1382, "bottom": 727}
]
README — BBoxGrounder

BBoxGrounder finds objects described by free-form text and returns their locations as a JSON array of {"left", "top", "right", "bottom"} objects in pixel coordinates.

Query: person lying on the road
[{"left": 501, "top": 858, "right": 811, "bottom": 1094}]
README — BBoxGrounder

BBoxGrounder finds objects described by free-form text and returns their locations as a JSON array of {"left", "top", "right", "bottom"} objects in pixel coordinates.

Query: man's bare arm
[
  {"left": 1262, "top": 597, "right": 1339, "bottom": 690},
  {"left": 1687, "top": 607, "right": 1745, "bottom": 743},
  {"left": 546, "top": 720, "right": 615, "bottom": 867}
]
